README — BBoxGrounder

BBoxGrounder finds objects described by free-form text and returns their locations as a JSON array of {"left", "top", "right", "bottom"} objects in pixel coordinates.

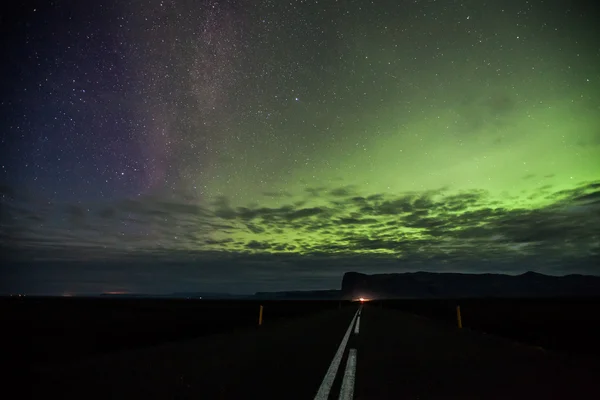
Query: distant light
[{"left": 359, "top": 297, "right": 365, "bottom": 302}]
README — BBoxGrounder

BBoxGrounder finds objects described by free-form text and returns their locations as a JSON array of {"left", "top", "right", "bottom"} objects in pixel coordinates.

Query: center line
[
  {"left": 314, "top": 308, "right": 359, "bottom": 400},
  {"left": 339, "top": 348, "right": 357, "bottom": 400},
  {"left": 354, "top": 316, "right": 360, "bottom": 335}
]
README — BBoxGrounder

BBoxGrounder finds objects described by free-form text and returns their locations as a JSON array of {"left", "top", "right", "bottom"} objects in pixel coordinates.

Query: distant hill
[
  {"left": 253, "top": 289, "right": 341, "bottom": 300},
  {"left": 96, "top": 271, "right": 600, "bottom": 300},
  {"left": 341, "top": 271, "right": 600, "bottom": 299},
  {"left": 99, "top": 290, "right": 342, "bottom": 300},
  {"left": 169, "top": 292, "right": 250, "bottom": 299},
  {"left": 100, "top": 292, "right": 249, "bottom": 299}
]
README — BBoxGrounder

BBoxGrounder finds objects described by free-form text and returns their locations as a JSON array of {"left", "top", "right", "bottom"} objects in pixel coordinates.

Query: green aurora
[{"left": 2, "top": 0, "right": 599, "bottom": 293}]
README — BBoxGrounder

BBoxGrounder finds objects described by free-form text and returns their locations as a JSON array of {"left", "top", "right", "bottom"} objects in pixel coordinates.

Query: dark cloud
[
  {"left": 374, "top": 197, "right": 413, "bottom": 215},
  {"left": 215, "top": 203, "right": 327, "bottom": 223},
  {"left": 483, "top": 92, "right": 516, "bottom": 117},
  {"left": 285, "top": 206, "right": 326, "bottom": 220},
  {"left": 205, "top": 238, "right": 234, "bottom": 245},
  {"left": 455, "top": 91, "right": 519, "bottom": 137},
  {"left": 262, "top": 191, "right": 292, "bottom": 198},
  {"left": 65, "top": 205, "right": 86, "bottom": 227},
  {"left": 2, "top": 181, "right": 599, "bottom": 278},
  {"left": 246, "top": 240, "right": 272, "bottom": 250},
  {"left": 576, "top": 135, "right": 600, "bottom": 147},
  {"left": 0, "top": 183, "right": 16, "bottom": 199},
  {"left": 213, "top": 196, "right": 237, "bottom": 219},
  {"left": 367, "top": 193, "right": 385, "bottom": 202},
  {"left": 305, "top": 186, "right": 327, "bottom": 197},
  {"left": 329, "top": 186, "right": 356, "bottom": 197},
  {"left": 337, "top": 217, "right": 379, "bottom": 225},
  {"left": 155, "top": 201, "right": 206, "bottom": 216},
  {"left": 575, "top": 190, "right": 600, "bottom": 205},
  {"left": 116, "top": 197, "right": 207, "bottom": 218},
  {"left": 246, "top": 223, "right": 266, "bottom": 234},
  {"left": 98, "top": 207, "right": 116, "bottom": 219}
]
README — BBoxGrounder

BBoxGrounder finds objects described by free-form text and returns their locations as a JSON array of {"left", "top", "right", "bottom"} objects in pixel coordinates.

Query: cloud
[
  {"left": 0, "top": 184, "right": 16, "bottom": 199},
  {"left": 337, "top": 216, "right": 379, "bottom": 225},
  {"left": 246, "top": 240, "right": 272, "bottom": 250},
  {"left": 329, "top": 185, "right": 357, "bottom": 197},
  {"left": 246, "top": 223, "right": 265, "bottom": 234},
  {"left": 65, "top": 205, "right": 87, "bottom": 227},
  {"left": 1, "top": 180, "right": 599, "bottom": 277},
  {"left": 454, "top": 90, "right": 519, "bottom": 136},
  {"left": 304, "top": 186, "right": 328, "bottom": 197},
  {"left": 262, "top": 191, "right": 292, "bottom": 198},
  {"left": 98, "top": 207, "right": 117, "bottom": 219}
]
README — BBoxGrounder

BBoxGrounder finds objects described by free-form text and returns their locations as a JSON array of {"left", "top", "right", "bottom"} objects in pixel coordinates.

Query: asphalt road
[{"left": 28, "top": 304, "right": 600, "bottom": 399}]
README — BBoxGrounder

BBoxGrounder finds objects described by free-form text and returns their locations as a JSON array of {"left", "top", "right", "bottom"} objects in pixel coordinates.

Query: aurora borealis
[{"left": 2, "top": 0, "right": 599, "bottom": 294}]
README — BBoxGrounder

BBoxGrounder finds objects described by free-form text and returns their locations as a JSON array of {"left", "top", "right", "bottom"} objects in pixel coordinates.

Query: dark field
[
  {"left": 3, "top": 297, "right": 347, "bottom": 367},
  {"left": 6, "top": 296, "right": 600, "bottom": 372},
  {"left": 371, "top": 297, "right": 600, "bottom": 358}
]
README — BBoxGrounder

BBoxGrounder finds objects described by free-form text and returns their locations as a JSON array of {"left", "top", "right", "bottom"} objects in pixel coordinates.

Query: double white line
[{"left": 314, "top": 307, "right": 362, "bottom": 400}]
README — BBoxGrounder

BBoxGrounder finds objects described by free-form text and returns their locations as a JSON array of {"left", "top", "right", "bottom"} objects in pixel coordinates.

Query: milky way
[{"left": 2, "top": 0, "right": 599, "bottom": 294}]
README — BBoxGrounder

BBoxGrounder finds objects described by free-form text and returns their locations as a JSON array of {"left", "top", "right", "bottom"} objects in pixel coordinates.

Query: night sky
[{"left": 1, "top": 0, "right": 599, "bottom": 295}]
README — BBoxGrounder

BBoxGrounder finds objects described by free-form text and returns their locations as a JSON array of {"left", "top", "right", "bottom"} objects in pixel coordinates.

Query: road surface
[{"left": 29, "top": 304, "right": 600, "bottom": 399}]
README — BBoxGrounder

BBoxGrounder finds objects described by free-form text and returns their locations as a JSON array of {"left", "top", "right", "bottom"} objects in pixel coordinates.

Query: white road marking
[
  {"left": 314, "top": 308, "right": 360, "bottom": 400},
  {"left": 354, "top": 316, "right": 360, "bottom": 335},
  {"left": 338, "top": 348, "right": 357, "bottom": 400}
]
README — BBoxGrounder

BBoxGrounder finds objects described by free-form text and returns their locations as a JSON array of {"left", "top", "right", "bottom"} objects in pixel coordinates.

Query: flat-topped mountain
[{"left": 341, "top": 271, "right": 600, "bottom": 299}]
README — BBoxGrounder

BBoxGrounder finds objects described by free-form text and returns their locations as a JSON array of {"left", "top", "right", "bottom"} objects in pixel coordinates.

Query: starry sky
[{"left": 1, "top": 0, "right": 599, "bottom": 295}]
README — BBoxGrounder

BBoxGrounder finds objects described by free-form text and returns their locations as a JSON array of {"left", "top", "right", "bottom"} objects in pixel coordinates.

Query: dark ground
[
  {"left": 5, "top": 296, "right": 600, "bottom": 367},
  {"left": 5, "top": 297, "right": 600, "bottom": 399},
  {"left": 3, "top": 297, "right": 345, "bottom": 367},
  {"left": 372, "top": 297, "right": 600, "bottom": 357},
  {"left": 353, "top": 305, "right": 600, "bottom": 399},
  {"left": 28, "top": 305, "right": 358, "bottom": 399}
]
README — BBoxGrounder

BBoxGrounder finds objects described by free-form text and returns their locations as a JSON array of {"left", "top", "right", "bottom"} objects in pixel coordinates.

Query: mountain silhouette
[{"left": 341, "top": 271, "right": 600, "bottom": 299}]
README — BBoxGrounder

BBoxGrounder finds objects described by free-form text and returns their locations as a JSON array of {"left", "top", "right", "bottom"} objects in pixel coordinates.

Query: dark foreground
[
  {"left": 14, "top": 301, "right": 600, "bottom": 399},
  {"left": 371, "top": 297, "right": 600, "bottom": 357},
  {"left": 7, "top": 296, "right": 600, "bottom": 368},
  {"left": 4, "top": 297, "right": 343, "bottom": 366}
]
